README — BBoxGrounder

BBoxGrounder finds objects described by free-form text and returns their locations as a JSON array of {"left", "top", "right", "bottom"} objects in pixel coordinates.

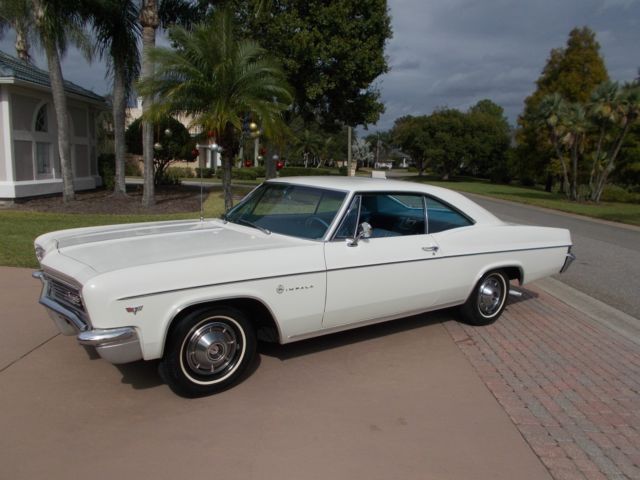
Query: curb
[{"left": 535, "top": 276, "right": 640, "bottom": 347}]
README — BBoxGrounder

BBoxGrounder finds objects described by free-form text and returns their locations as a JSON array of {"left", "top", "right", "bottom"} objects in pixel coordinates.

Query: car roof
[{"left": 266, "top": 176, "right": 502, "bottom": 225}]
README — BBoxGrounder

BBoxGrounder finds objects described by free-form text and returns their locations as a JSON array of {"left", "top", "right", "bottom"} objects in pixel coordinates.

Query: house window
[
  {"left": 36, "top": 142, "right": 53, "bottom": 178},
  {"left": 35, "top": 104, "right": 48, "bottom": 132}
]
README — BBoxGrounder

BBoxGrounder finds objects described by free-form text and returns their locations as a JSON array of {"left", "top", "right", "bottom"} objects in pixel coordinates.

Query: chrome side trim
[{"left": 117, "top": 244, "right": 572, "bottom": 301}]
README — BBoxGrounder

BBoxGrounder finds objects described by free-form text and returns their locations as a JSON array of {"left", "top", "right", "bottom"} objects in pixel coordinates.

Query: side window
[
  {"left": 426, "top": 197, "right": 473, "bottom": 233},
  {"left": 335, "top": 195, "right": 361, "bottom": 239},
  {"left": 360, "top": 193, "right": 425, "bottom": 238}
]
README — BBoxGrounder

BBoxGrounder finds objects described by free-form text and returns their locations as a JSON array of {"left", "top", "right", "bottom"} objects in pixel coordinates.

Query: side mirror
[{"left": 347, "top": 222, "right": 372, "bottom": 247}]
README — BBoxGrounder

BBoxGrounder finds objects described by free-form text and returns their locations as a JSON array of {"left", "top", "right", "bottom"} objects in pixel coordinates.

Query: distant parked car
[{"left": 33, "top": 177, "right": 575, "bottom": 397}]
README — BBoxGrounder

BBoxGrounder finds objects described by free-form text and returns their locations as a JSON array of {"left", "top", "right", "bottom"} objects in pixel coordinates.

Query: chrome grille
[{"left": 47, "top": 277, "right": 85, "bottom": 313}]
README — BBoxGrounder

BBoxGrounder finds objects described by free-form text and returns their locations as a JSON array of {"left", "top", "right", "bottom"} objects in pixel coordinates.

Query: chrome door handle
[{"left": 422, "top": 246, "right": 439, "bottom": 252}]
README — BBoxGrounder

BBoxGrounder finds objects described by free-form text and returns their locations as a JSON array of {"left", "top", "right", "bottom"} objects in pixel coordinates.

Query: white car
[{"left": 33, "top": 177, "right": 575, "bottom": 396}]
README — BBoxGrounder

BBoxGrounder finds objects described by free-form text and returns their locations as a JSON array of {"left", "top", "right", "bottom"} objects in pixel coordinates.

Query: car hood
[{"left": 46, "top": 219, "right": 308, "bottom": 274}]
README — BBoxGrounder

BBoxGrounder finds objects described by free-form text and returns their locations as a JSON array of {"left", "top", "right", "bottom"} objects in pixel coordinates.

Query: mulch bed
[{"left": 9, "top": 185, "right": 206, "bottom": 215}]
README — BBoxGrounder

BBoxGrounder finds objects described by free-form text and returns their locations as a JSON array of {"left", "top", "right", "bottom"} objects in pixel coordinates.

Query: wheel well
[
  {"left": 501, "top": 266, "right": 523, "bottom": 285},
  {"left": 166, "top": 298, "right": 281, "bottom": 349}
]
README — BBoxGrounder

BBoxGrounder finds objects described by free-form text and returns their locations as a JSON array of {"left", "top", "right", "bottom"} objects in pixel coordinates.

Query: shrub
[
  {"left": 157, "top": 169, "right": 182, "bottom": 185},
  {"left": 98, "top": 153, "right": 115, "bottom": 189},
  {"left": 600, "top": 184, "right": 640, "bottom": 203},
  {"left": 338, "top": 166, "right": 348, "bottom": 176},
  {"left": 125, "top": 159, "right": 141, "bottom": 176},
  {"left": 253, "top": 166, "right": 266, "bottom": 178},
  {"left": 215, "top": 168, "right": 259, "bottom": 180},
  {"left": 195, "top": 167, "right": 215, "bottom": 178},
  {"left": 279, "top": 167, "right": 333, "bottom": 177},
  {"left": 166, "top": 167, "right": 195, "bottom": 179}
]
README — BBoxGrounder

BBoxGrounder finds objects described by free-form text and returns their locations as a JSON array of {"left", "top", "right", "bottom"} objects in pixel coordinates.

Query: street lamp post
[{"left": 195, "top": 140, "right": 222, "bottom": 221}]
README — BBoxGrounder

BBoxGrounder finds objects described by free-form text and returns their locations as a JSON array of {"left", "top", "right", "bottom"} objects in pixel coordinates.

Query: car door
[{"left": 323, "top": 192, "right": 443, "bottom": 329}]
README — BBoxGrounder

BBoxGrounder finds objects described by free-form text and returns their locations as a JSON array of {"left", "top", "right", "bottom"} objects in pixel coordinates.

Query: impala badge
[{"left": 126, "top": 306, "right": 143, "bottom": 315}]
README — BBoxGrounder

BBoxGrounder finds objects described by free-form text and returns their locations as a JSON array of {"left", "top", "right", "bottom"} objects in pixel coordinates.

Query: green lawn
[
  {"left": 0, "top": 193, "right": 225, "bottom": 269},
  {"left": 408, "top": 178, "right": 640, "bottom": 226}
]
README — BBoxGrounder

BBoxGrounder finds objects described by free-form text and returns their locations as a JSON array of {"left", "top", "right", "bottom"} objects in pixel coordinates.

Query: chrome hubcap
[
  {"left": 478, "top": 275, "right": 504, "bottom": 317},
  {"left": 185, "top": 321, "right": 238, "bottom": 376}
]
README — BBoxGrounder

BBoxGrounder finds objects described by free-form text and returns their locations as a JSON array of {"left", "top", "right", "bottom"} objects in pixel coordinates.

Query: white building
[{"left": 0, "top": 50, "right": 104, "bottom": 200}]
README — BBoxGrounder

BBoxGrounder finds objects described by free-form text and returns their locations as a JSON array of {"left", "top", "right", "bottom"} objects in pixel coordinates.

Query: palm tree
[
  {"left": 92, "top": 0, "right": 141, "bottom": 196},
  {"left": 293, "top": 128, "right": 322, "bottom": 167},
  {"left": 0, "top": 0, "right": 32, "bottom": 62},
  {"left": 589, "top": 83, "right": 640, "bottom": 202},
  {"left": 32, "top": 0, "right": 91, "bottom": 202},
  {"left": 137, "top": 8, "right": 292, "bottom": 211},
  {"left": 139, "top": 0, "right": 159, "bottom": 207},
  {"left": 537, "top": 93, "right": 572, "bottom": 197}
]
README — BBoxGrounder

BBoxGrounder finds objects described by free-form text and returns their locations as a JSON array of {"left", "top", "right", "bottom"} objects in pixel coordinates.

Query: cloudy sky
[{"left": 1, "top": 0, "right": 638, "bottom": 130}]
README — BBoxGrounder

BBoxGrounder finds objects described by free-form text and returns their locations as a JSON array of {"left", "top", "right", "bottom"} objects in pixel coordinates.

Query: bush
[
  {"left": 125, "top": 159, "right": 141, "bottom": 176},
  {"left": 157, "top": 168, "right": 182, "bottom": 185},
  {"left": 338, "top": 166, "right": 348, "bottom": 176},
  {"left": 253, "top": 166, "right": 266, "bottom": 178},
  {"left": 215, "top": 168, "right": 259, "bottom": 180},
  {"left": 195, "top": 167, "right": 215, "bottom": 178},
  {"left": 600, "top": 184, "right": 640, "bottom": 203},
  {"left": 407, "top": 166, "right": 418, "bottom": 173},
  {"left": 279, "top": 167, "right": 333, "bottom": 177},
  {"left": 98, "top": 153, "right": 115, "bottom": 189},
  {"left": 166, "top": 167, "right": 195, "bottom": 179}
]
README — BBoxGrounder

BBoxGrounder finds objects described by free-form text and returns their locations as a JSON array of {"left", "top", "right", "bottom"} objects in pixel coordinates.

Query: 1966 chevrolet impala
[{"left": 33, "top": 177, "right": 575, "bottom": 396}]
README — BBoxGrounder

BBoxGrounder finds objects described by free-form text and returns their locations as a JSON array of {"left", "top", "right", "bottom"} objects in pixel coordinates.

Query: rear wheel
[
  {"left": 459, "top": 270, "right": 509, "bottom": 326},
  {"left": 160, "top": 306, "right": 256, "bottom": 397}
]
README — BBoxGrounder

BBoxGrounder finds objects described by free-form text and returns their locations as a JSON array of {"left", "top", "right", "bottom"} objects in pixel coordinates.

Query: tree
[
  {"left": 139, "top": 0, "right": 160, "bottom": 207},
  {"left": 92, "top": 0, "right": 141, "bottom": 196},
  {"left": 391, "top": 115, "right": 429, "bottom": 174},
  {"left": 516, "top": 27, "right": 609, "bottom": 186},
  {"left": 588, "top": 82, "right": 640, "bottom": 201},
  {"left": 466, "top": 100, "right": 511, "bottom": 182},
  {"left": 238, "top": 0, "right": 391, "bottom": 129},
  {"left": 137, "top": 9, "right": 292, "bottom": 211},
  {"left": 125, "top": 116, "right": 196, "bottom": 184},
  {"left": 0, "top": 0, "right": 33, "bottom": 62},
  {"left": 32, "top": 0, "right": 91, "bottom": 202}
]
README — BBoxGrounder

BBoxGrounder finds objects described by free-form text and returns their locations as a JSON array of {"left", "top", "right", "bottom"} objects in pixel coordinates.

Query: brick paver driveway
[{"left": 446, "top": 284, "right": 640, "bottom": 480}]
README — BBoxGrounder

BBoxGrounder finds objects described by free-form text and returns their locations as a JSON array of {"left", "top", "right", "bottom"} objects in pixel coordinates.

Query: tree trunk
[
  {"left": 14, "top": 21, "right": 31, "bottom": 63},
  {"left": 45, "top": 44, "right": 75, "bottom": 202},
  {"left": 591, "top": 122, "right": 631, "bottom": 203},
  {"left": 112, "top": 62, "right": 127, "bottom": 196},
  {"left": 140, "top": 0, "right": 158, "bottom": 207},
  {"left": 570, "top": 141, "right": 578, "bottom": 201},
  {"left": 223, "top": 153, "right": 233, "bottom": 211}
]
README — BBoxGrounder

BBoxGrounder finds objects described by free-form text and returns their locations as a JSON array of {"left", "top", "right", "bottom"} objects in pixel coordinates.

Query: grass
[
  {"left": 0, "top": 193, "right": 226, "bottom": 269},
  {"left": 409, "top": 177, "right": 640, "bottom": 226}
]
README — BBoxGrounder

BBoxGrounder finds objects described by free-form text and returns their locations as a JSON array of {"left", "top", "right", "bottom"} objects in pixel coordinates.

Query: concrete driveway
[{"left": 0, "top": 267, "right": 549, "bottom": 480}]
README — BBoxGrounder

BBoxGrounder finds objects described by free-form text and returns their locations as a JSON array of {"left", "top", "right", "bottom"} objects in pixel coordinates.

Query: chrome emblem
[
  {"left": 276, "top": 285, "right": 285, "bottom": 294},
  {"left": 126, "top": 306, "right": 143, "bottom": 315}
]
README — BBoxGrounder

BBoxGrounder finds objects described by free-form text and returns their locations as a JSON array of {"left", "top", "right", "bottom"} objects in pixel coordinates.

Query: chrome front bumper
[
  {"left": 33, "top": 271, "right": 143, "bottom": 364},
  {"left": 560, "top": 248, "right": 576, "bottom": 273},
  {"left": 78, "top": 327, "right": 143, "bottom": 364}
]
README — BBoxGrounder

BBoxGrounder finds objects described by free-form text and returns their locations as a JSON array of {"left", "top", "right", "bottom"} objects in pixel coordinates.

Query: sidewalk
[{"left": 445, "top": 283, "right": 640, "bottom": 479}]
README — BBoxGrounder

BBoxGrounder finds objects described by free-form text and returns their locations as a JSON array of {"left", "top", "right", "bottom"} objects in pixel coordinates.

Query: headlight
[{"left": 35, "top": 245, "right": 46, "bottom": 262}]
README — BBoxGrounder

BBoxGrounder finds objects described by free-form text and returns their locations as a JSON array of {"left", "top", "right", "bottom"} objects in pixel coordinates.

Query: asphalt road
[{"left": 466, "top": 194, "right": 640, "bottom": 320}]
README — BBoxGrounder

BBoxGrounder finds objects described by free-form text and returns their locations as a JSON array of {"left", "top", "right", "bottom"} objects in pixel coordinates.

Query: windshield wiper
[{"left": 235, "top": 218, "right": 271, "bottom": 235}]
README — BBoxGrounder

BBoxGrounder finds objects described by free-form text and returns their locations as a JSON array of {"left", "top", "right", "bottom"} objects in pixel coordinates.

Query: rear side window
[{"left": 426, "top": 197, "right": 473, "bottom": 233}]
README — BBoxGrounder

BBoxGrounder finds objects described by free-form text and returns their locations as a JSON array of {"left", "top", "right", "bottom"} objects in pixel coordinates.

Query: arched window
[{"left": 35, "top": 104, "right": 48, "bottom": 132}]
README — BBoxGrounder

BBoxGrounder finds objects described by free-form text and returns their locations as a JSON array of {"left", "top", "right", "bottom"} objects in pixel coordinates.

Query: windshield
[{"left": 225, "top": 183, "right": 347, "bottom": 240}]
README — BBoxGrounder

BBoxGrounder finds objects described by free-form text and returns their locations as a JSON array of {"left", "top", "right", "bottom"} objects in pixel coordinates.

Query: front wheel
[
  {"left": 160, "top": 306, "right": 256, "bottom": 397},
  {"left": 459, "top": 270, "right": 509, "bottom": 326}
]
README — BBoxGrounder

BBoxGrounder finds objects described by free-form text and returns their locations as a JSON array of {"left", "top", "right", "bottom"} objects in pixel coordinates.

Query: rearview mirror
[{"left": 347, "top": 222, "right": 372, "bottom": 247}]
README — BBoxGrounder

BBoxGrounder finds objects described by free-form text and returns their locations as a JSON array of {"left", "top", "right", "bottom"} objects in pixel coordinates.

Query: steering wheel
[{"left": 304, "top": 215, "right": 330, "bottom": 230}]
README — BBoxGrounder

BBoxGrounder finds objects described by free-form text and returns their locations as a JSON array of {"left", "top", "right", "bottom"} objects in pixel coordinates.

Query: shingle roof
[{"left": 0, "top": 50, "right": 104, "bottom": 102}]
